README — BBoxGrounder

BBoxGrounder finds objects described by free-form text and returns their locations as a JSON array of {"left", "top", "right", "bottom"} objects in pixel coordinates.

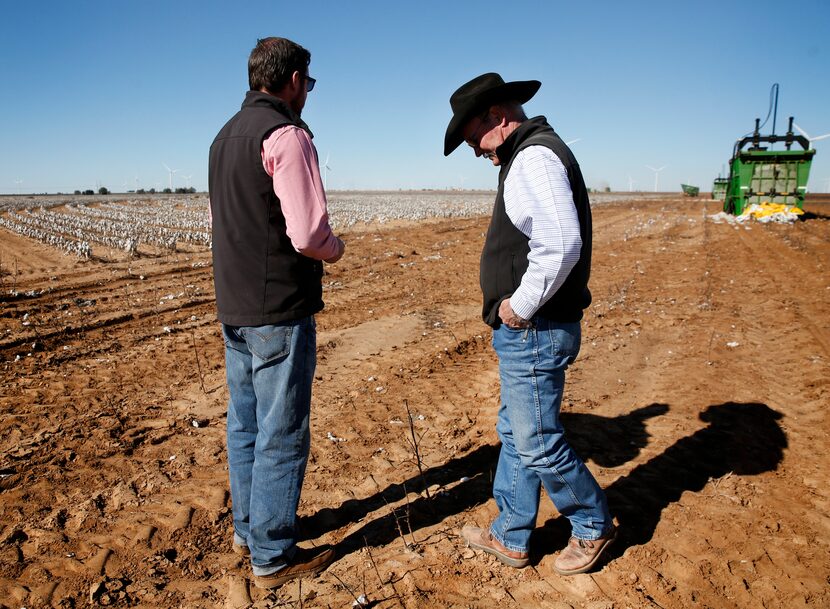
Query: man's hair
[
  {"left": 248, "top": 37, "right": 311, "bottom": 92},
  {"left": 489, "top": 100, "right": 528, "bottom": 122}
]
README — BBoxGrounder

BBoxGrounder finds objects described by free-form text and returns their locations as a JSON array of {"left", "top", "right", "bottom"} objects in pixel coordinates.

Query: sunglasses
[
  {"left": 465, "top": 111, "right": 492, "bottom": 148},
  {"left": 305, "top": 75, "right": 316, "bottom": 92}
]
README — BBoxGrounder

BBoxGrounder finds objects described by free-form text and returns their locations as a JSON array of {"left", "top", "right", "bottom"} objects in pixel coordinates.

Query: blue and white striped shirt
[{"left": 503, "top": 145, "right": 583, "bottom": 320}]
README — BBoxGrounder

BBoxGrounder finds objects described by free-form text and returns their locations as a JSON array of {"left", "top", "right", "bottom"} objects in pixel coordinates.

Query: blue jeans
[
  {"left": 490, "top": 317, "right": 613, "bottom": 553},
  {"left": 222, "top": 317, "right": 316, "bottom": 576}
]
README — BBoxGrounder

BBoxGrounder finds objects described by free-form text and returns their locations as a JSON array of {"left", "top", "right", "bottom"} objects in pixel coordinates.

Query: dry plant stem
[
  {"left": 176, "top": 267, "right": 208, "bottom": 394},
  {"left": 364, "top": 537, "right": 406, "bottom": 609},
  {"left": 706, "top": 329, "right": 716, "bottom": 363},
  {"left": 363, "top": 571, "right": 368, "bottom": 606},
  {"left": 328, "top": 570, "right": 362, "bottom": 607},
  {"left": 401, "top": 483, "right": 417, "bottom": 546},
  {"left": 189, "top": 326, "right": 207, "bottom": 394},
  {"left": 404, "top": 399, "right": 430, "bottom": 500},
  {"left": 382, "top": 492, "right": 411, "bottom": 552}
]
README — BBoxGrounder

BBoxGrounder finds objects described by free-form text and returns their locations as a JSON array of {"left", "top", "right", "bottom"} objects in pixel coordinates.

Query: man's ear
[
  {"left": 290, "top": 70, "right": 303, "bottom": 92},
  {"left": 493, "top": 105, "right": 508, "bottom": 127}
]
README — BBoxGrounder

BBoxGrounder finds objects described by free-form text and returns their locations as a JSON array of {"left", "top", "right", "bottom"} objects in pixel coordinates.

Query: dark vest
[
  {"left": 209, "top": 91, "right": 323, "bottom": 326},
  {"left": 480, "top": 116, "right": 592, "bottom": 327}
]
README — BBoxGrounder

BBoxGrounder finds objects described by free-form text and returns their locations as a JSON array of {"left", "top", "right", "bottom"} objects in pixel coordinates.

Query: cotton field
[
  {"left": 0, "top": 196, "right": 210, "bottom": 258},
  {"left": 0, "top": 191, "right": 662, "bottom": 259}
]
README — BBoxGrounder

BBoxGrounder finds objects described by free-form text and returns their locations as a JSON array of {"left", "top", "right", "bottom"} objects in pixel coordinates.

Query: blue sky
[{"left": 1, "top": 0, "right": 828, "bottom": 194}]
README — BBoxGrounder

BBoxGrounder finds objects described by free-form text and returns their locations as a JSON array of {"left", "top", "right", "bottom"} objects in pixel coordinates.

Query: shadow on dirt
[
  {"left": 316, "top": 400, "right": 785, "bottom": 561},
  {"left": 303, "top": 404, "right": 667, "bottom": 553},
  {"left": 306, "top": 401, "right": 787, "bottom": 561},
  {"left": 534, "top": 401, "right": 786, "bottom": 562},
  {"left": 563, "top": 402, "right": 669, "bottom": 468},
  {"left": 800, "top": 209, "right": 830, "bottom": 221},
  {"left": 301, "top": 443, "right": 500, "bottom": 552}
]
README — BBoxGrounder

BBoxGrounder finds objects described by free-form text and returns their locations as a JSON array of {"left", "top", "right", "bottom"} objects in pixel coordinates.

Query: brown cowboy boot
[
  {"left": 461, "top": 524, "right": 529, "bottom": 568},
  {"left": 253, "top": 545, "right": 335, "bottom": 590},
  {"left": 553, "top": 525, "right": 617, "bottom": 575}
]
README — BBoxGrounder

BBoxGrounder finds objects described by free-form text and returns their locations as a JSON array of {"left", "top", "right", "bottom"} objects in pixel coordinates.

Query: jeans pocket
[
  {"left": 245, "top": 325, "right": 293, "bottom": 363},
  {"left": 549, "top": 323, "right": 581, "bottom": 362},
  {"left": 494, "top": 324, "right": 533, "bottom": 358},
  {"left": 222, "top": 325, "right": 247, "bottom": 353}
]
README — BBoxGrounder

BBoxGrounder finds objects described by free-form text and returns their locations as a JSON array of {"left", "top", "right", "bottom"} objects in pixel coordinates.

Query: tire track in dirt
[
  {"left": 733, "top": 222, "right": 830, "bottom": 357},
  {"left": 309, "top": 304, "right": 496, "bottom": 507},
  {"left": 540, "top": 206, "right": 828, "bottom": 608},
  {"left": 1, "top": 259, "right": 213, "bottom": 346},
  {"left": 724, "top": 220, "right": 830, "bottom": 566},
  {"left": 0, "top": 304, "right": 500, "bottom": 608},
  {"left": 0, "top": 259, "right": 210, "bottom": 304}
]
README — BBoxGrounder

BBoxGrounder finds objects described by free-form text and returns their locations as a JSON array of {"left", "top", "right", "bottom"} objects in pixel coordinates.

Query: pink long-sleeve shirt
[{"left": 261, "top": 125, "right": 339, "bottom": 261}]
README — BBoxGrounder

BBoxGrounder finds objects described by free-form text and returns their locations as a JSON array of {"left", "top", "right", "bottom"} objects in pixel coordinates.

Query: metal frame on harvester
[
  {"left": 711, "top": 177, "right": 729, "bottom": 201},
  {"left": 723, "top": 116, "right": 815, "bottom": 215}
]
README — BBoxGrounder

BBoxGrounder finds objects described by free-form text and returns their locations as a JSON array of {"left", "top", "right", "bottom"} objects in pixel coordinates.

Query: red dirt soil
[{"left": 1, "top": 197, "right": 828, "bottom": 608}]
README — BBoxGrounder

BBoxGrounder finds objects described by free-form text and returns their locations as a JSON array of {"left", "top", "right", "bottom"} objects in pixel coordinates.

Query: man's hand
[
  {"left": 498, "top": 298, "right": 531, "bottom": 329},
  {"left": 324, "top": 237, "right": 345, "bottom": 264}
]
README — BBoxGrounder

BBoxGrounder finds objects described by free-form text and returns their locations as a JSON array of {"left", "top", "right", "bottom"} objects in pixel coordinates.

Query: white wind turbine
[
  {"left": 793, "top": 123, "right": 830, "bottom": 148},
  {"left": 627, "top": 176, "right": 637, "bottom": 192},
  {"left": 321, "top": 153, "right": 332, "bottom": 190},
  {"left": 645, "top": 165, "right": 666, "bottom": 192},
  {"left": 182, "top": 174, "right": 193, "bottom": 189},
  {"left": 14, "top": 179, "right": 23, "bottom": 194},
  {"left": 162, "top": 163, "right": 179, "bottom": 190},
  {"left": 565, "top": 138, "right": 581, "bottom": 146}
]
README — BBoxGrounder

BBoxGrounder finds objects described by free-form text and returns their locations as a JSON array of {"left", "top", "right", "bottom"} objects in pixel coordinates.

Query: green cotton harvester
[{"left": 722, "top": 85, "right": 815, "bottom": 215}]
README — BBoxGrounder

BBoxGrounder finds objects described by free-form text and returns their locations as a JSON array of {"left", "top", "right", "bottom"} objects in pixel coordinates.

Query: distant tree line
[
  {"left": 74, "top": 188, "right": 110, "bottom": 195},
  {"left": 72, "top": 187, "right": 197, "bottom": 195}
]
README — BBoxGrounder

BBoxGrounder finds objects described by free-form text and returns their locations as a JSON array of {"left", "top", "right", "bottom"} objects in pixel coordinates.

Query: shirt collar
[
  {"left": 242, "top": 90, "right": 313, "bottom": 137},
  {"left": 495, "top": 116, "right": 551, "bottom": 163}
]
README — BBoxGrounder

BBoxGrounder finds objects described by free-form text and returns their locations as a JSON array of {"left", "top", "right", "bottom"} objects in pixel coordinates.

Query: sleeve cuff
[{"left": 509, "top": 290, "right": 538, "bottom": 321}]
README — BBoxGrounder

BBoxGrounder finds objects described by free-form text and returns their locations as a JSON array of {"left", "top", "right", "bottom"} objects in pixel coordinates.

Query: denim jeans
[
  {"left": 222, "top": 317, "right": 316, "bottom": 576},
  {"left": 490, "top": 317, "right": 613, "bottom": 553}
]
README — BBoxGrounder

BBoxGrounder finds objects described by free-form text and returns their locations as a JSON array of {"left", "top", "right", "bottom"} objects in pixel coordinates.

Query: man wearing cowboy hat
[{"left": 445, "top": 73, "right": 616, "bottom": 575}]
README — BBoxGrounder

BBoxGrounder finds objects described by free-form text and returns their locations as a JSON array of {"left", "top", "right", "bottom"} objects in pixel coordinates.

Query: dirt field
[{"left": 1, "top": 196, "right": 828, "bottom": 608}]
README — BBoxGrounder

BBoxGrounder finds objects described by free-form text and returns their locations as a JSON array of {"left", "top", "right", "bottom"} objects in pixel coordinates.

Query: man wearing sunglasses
[
  {"left": 208, "top": 37, "right": 343, "bottom": 590},
  {"left": 444, "top": 73, "right": 616, "bottom": 575}
]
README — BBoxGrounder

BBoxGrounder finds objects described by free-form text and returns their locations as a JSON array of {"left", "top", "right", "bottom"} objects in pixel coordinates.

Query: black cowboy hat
[{"left": 443, "top": 72, "right": 541, "bottom": 156}]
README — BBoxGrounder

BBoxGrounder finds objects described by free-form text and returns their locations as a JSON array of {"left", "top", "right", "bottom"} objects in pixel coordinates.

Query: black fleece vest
[
  {"left": 480, "top": 116, "right": 592, "bottom": 327},
  {"left": 209, "top": 91, "right": 323, "bottom": 326}
]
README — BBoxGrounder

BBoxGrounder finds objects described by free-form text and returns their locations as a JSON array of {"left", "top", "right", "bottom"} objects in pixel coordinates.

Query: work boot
[
  {"left": 461, "top": 524, "right": 529, "bottom": 568},
  {"left": 253, "top": 545, "right": 335, "bottom": 590},
  {"left": 553, "top": 525, "right": 617, "bottom": 575}
]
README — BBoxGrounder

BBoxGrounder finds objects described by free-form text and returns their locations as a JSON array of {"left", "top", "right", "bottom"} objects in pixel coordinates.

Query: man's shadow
[
  {"left": 563, "top": 402, "right": 669, "bottom": 468},
  {"left": 301, "top": 402, "right": 665, "bottom": 552},
  {"left": 532, "top": 401, "right": 786, "bottom": 559},
  {"left": 301, "top": 401, "right": 784, "bottom": 560}
]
